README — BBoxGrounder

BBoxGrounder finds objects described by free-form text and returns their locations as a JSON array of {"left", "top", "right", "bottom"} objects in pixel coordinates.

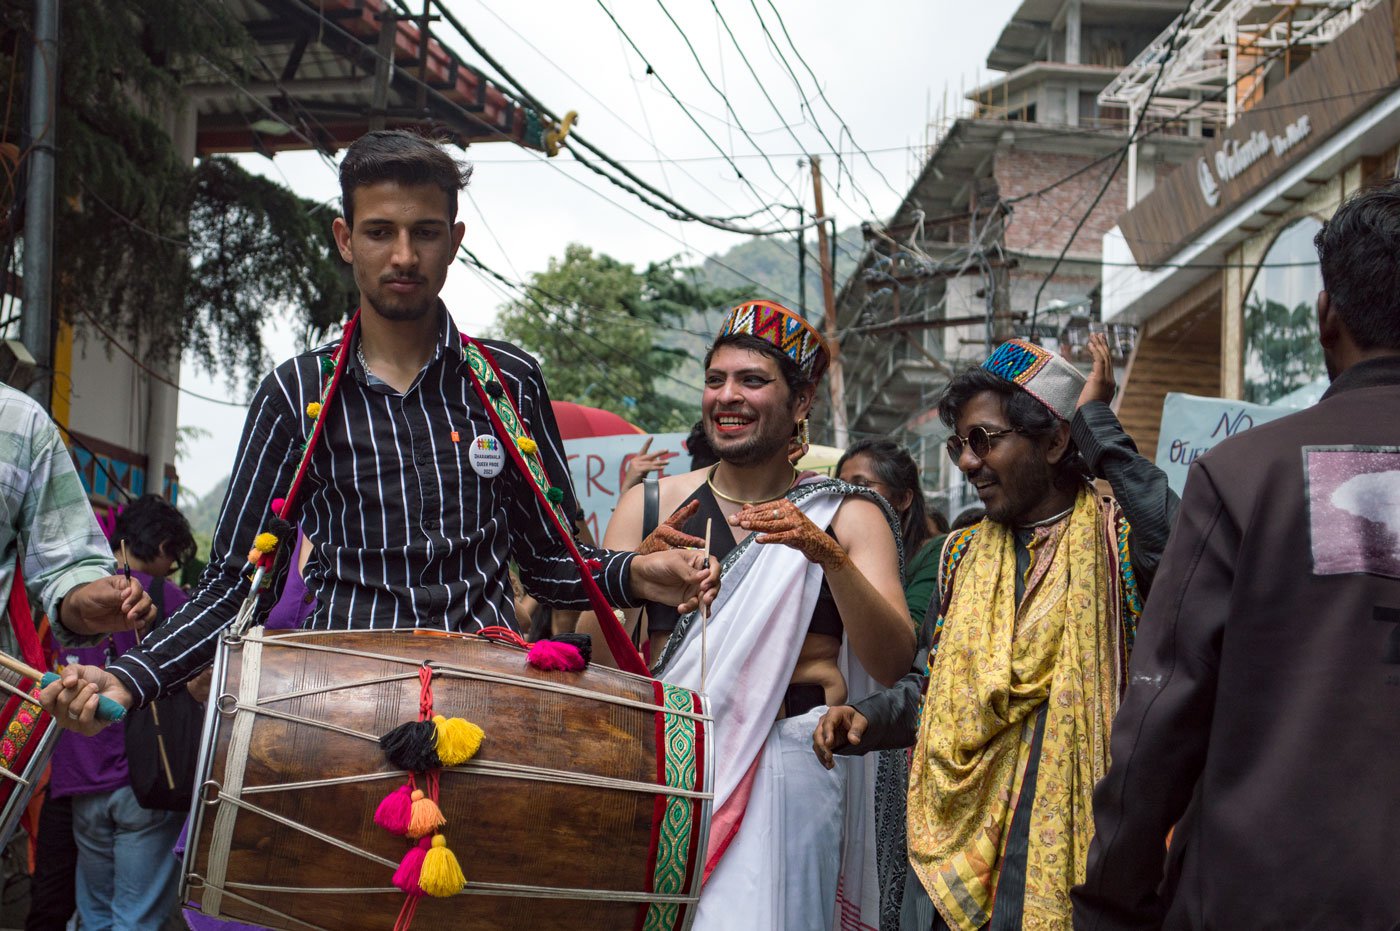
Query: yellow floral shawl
[{"left": 907, "top": 488, "right": 1126, "bottom": 931}]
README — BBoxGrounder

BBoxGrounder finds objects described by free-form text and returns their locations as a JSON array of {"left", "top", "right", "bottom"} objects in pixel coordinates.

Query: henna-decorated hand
[
  {"left": 730, "top": 499, "right": 850, "bottom": 571},
  {"left": 637, "top": 500, "right": 705, "bottom": 555}
]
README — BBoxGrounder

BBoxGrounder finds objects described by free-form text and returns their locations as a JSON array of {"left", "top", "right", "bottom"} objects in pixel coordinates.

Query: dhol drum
[
  {"left": 182, "top": 627, "right": 712, "bottom": 931},
  {"left": 0, "top": 675, "right": 56, "bottom": 849}
]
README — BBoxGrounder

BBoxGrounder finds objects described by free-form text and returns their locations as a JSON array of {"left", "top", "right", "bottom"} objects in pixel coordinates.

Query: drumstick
[
  {"left": 116, "top": 545, "right": 175, "bottom": 787},
  {"left": 0, "top": 652, "right": 126, "bottom": 722},
  {"left": 701, "top": 519, "right": 711, "bottom": 695}
]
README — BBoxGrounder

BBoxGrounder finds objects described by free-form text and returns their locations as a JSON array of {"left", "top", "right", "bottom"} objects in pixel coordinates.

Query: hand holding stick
[{"left": 0, "top": 652, "right": 126, "bottom": 722}]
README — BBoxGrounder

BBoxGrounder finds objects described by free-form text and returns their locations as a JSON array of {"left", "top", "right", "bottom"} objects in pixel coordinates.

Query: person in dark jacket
[
  {"left": 1073, "top": 182, "right": 1400, "bottom": 931},
  {"left": 814, "top": 333, "right": 1177, "bottom": 931}
]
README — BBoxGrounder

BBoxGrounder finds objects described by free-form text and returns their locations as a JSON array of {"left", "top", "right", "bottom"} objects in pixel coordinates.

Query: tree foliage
[
  {"left": 1243, "top": 294, "right": 1326, "bottom": 404},
  {"left": 1, "top": 0, "right": 353, "bottom": 392},
  {"left": 492, "top": 244, "right": 749, "bottom": 432}
]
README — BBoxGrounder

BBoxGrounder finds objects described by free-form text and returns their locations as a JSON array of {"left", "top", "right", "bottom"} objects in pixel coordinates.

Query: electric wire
[
  {"left": 590, "top": 0, "right": 800, "bottom": 231},
  {"left": 755, "top": 0, "right": 904, "bottom": 203},
  {"left": 425, "top": 0, "right": 815, "bottom": 236},
  {"left": 650, "top": 0, "right": 810, "bottom": 217},
  {"left": 1027, "top": 2, "right": 1195, "bottom": 335}
]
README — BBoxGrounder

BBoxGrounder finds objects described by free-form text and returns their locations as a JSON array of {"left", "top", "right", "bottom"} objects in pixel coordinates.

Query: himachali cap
[
  {"left": 980, "top": 338, "right": 1086, "bottom": 422},
  {"left": 715, "top": 300, "right": 830, "bottom": 380}
]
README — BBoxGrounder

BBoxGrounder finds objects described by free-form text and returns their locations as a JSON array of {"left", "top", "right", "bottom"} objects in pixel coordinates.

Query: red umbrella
[{"left": 550, "top": 401, "right": 644, "bottom": 440}]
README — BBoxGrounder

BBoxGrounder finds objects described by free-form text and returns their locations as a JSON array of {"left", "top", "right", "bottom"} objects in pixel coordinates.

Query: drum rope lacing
[
  {"left": 238, "top": 633, "right": 710, "bottom": 723},
  {"left": 213, "top": 700, "right": 712, "bottom": 801},
  {"left": 184, "top": 878, "right": 334, "bottom": 931},
  {"left": 197, "top": 634, "right": 710, "bottom": 926}
]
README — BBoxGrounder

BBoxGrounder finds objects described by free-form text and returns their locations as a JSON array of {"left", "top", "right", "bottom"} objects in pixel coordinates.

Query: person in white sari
[{"left": 581, "top": 299, "right": 915, "bottom": 930}]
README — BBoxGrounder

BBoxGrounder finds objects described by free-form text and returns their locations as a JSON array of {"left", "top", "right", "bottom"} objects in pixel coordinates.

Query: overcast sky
[{"left": 176, "top": 0, "right": 1022, "bottom": 499}]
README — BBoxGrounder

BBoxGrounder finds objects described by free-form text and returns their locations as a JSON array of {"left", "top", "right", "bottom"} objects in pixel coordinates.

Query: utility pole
[
  {"left": 810, "top": 156, "right": 848, "bottom": 448},
  {"left": 21, "top": 0, "right": 58, "bottom": 409},
  {"left": 796, "top": 204, "right": 807, "bottom": 319}
]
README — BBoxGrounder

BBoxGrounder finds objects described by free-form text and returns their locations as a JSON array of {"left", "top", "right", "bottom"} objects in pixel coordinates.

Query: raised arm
[{"left": 1072, "top": 334, "right": 1180, "bottom": 589}]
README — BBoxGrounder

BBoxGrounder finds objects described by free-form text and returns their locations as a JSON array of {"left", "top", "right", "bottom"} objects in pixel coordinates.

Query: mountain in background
[{"left": 182, "top": 475, "right": 227, "bottom": 541}]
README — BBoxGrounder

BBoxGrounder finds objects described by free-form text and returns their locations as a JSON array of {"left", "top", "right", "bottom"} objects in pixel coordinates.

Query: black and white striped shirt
[{"left": 109, "top": 309, "right": 636, "bottom": 705}]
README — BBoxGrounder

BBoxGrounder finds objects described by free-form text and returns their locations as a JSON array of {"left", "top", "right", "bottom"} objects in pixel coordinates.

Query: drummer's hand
[
  {"left": 186, "top": 668, "right": 213, "bottom": 705},
  {"left": 39, "top": 664, "right": 134, "bottom": 737},
  {"left": 628, "top": 548, "right": 720, "bottom": 615},
  {"left": 813, "top": 705, "right": 867, "bottom": 770},
  {"left": 59, "top": 575, "right": 155, "bottom": 636}
]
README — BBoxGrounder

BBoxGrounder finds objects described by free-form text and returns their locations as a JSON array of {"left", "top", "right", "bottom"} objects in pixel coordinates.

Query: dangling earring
[{"left": 798, "top": 418, "right": 811, "bottom": 447}]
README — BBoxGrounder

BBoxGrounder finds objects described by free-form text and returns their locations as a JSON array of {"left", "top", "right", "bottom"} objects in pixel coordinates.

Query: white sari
[{"left": 653, "top": 479, "right": 892, "bottom": 931}]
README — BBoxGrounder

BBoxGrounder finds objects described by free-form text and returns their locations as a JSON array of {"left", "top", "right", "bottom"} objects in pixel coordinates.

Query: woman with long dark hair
[
  {"left": 836, "top": 439, "right": 942, "bottom": 628},
  {"left": 835, "top": 437, "right": 945, "bottom": 931}
]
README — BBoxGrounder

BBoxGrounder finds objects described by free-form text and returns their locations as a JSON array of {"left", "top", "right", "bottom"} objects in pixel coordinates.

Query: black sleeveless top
[{"left": 644, "top": 483, "right": 845, "bottom": 638}]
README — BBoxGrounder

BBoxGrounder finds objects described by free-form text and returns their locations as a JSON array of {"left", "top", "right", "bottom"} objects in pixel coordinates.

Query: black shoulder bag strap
[{"left": 631, "top": 474, "right": 662, "bottom": 650}]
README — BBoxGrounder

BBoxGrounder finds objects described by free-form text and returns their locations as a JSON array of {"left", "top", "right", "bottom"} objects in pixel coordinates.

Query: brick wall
[{"left": 996, "top": 148, "right": 1128, "bottom": 256}]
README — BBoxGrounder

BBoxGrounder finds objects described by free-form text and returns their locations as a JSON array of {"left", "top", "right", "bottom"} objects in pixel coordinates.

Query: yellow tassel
[
  {"left": 418, "top": 834, "right": 465, "bottom": 897},
  {"left": 515, "top": 435, "right": 537, "bottom": 455},
  {"left": 406, "top": 789, "right": 446, "bottom": 838},
  {"left": 432, "top": 715, "right": 484, "bottom": 767},
  {"left": 306, "top": 401, "right": 323, "bottom": 418},
  {"left": 252, "top": 532, "right": 278, "bottom": 554}
]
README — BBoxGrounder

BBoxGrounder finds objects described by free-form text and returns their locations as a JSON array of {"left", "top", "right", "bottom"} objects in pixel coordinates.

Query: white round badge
[{"left": 468, "top": 434, "right": 506, "bottom": 478}]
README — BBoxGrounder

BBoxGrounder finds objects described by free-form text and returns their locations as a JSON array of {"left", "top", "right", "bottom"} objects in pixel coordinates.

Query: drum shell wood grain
[{"left": 184, "top": 629, "right": 709, "bottom": 931}]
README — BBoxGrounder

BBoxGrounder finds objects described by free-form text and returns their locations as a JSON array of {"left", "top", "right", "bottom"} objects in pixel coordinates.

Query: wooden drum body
[{"left": 182, "top": 628, "right": 712, "bottom": 931}]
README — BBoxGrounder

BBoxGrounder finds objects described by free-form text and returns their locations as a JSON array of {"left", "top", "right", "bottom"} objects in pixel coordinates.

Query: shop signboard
[{"left": 1119, "top": 1, "right": 1399, "bottom": 267}]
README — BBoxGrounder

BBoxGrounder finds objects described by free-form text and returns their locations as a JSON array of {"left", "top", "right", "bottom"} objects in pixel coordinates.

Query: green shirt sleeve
[{"left": 903, "top": 535, "right": 943, "bottom": 636}]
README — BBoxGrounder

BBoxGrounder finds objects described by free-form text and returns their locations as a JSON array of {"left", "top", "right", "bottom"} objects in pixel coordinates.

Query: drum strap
[
  {"left": 202, "top": 631, "right": 263, "bottom": 918},
  {"left": 461, "top": 336, "right": 650, "bottom": 678},
  {"left": 235, "top": 314, "right": 652, "bottom": 680}
]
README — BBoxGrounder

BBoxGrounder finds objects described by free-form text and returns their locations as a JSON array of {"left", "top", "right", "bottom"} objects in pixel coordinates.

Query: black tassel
[
  {"left": 549, "top": 632, "right": 591, "bottom": 666},
  {"left": 379, "top": 721, "right": 441, "bottom": 772}
]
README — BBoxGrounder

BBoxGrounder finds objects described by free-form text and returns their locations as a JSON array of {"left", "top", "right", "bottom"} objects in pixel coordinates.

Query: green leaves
[{"left": 492, "top": 245, "right": 747, "bottom": 432}]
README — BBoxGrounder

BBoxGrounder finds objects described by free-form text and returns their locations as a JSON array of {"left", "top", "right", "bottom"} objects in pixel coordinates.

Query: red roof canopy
[{"left": 550, "top": 401, "right": 644, "bottom": 441}]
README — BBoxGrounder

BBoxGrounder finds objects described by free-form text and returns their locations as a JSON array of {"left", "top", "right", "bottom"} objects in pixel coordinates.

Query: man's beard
[
  {"left": 365, "top": 291, "right": 435, "bottom": 322},
  {"left": 707, "top": 418, "right": 792, "bottom": 467}
]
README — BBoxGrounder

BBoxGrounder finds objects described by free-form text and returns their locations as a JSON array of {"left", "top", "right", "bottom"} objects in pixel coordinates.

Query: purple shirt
[{"left": 48, "top": 571, "right": 189, "bottom": 799}]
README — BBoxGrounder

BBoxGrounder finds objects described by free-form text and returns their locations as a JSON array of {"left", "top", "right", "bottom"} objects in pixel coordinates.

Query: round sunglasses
[{"left": 945, "top": 426, "right": 1023, "bottom": 463}]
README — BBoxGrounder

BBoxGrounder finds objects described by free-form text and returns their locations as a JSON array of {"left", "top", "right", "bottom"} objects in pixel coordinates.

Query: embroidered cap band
[
  {"left": 715, "top": 300, "right": 830, "bottom": 380},
  {"left": 980, "top": 338, "right": 1086, "bottom": 422}
]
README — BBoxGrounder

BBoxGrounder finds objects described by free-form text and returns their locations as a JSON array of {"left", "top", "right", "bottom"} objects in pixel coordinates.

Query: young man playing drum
[
  {"left": 583, "top": 300, "right": 915, "bottom": 930},
  {"left": 43, "top": 130, "right": 717, "bottom": 731}
]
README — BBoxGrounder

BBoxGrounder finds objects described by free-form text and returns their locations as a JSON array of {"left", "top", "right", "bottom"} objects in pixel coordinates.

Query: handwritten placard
[
  {"left": 562, "top": 433, "right": 691, "bottom": 543},
  {"left": 1154, "top": 393, "right": 1296, "bottom": 494}
]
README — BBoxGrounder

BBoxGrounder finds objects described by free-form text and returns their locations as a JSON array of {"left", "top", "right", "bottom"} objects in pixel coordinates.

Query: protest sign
[
  {"left": 1154, "top": 393, "right": 1296, "bottom": 494},
  {"left": 562, "top": 433, "right": 691, "bottom": 542}
]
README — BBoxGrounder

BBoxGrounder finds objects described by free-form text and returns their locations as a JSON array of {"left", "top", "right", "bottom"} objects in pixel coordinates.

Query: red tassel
[
  {"left": 392, "top": 837, "right": 432, "bottom": 897},
  {"left": 527, "top": 640, "right": 585, "bottom": 672},
  {"left": 374, "top": 783, "right": 413, "bottom": 835}
]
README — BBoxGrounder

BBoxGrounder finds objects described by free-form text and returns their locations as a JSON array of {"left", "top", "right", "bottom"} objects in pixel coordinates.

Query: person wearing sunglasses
[{"left": 814, "top": 334, "right": 1176, "bottom": 931}]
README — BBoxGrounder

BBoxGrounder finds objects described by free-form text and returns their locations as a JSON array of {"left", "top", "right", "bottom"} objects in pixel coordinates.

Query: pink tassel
[
  {"left": 270, "top": 497, "right": 287, "bottom": 514},
  {"left": 527, "top": 640, "right": 585, "bottom": 672},
  {"left": 392, "top": 837, "right": 432, "bottom": 897},
  {"left": 374, "top": 784, "right": 413, "bottom": 835}
]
